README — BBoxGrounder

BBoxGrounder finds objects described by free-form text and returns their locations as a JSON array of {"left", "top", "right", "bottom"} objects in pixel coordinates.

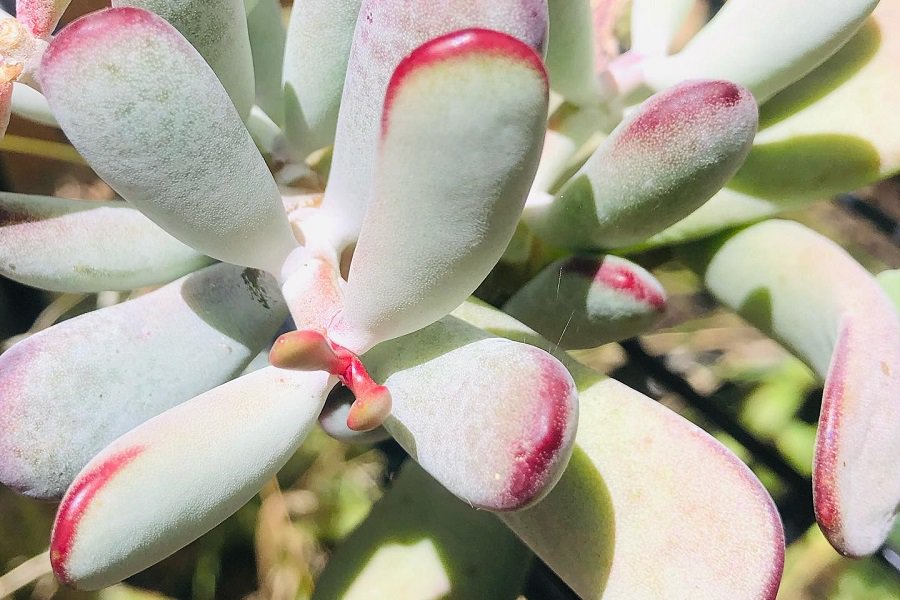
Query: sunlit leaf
[
  {"left": 39, "top": 8, "right": 297, "bottom": 272},
  {"left": 0, "top": 193, "right": 211, "bottom": 292},
  {"left": 336, "top": 29, "right": 548, "bottom": 350},
  {"left": 50, "top": 369, "right": 332, "bottom": 590},
  {"left": 682, "top": 219, "right": 900, "bottom": 557},
  {"left": 0, "top": 263, "right": 287, "bottom": 499}
]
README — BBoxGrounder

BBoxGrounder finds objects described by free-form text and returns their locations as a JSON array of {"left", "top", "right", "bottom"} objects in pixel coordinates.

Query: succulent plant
[{"left": 0, "top": 0, "right": 897, "bottom": 598}]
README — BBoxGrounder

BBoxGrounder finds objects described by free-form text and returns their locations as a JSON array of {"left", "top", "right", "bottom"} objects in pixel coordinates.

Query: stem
[
  {"left": 0, "top": 550, "right": 52, "bottom": 597},
  {"left": 0, "top": 134, "right": 84, "bottom": 164}
]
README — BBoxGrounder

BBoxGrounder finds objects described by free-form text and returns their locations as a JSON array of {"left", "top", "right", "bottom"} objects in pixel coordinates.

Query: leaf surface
[
  {"left": 453, "top": 300, "right": 785, "bottom": 599},
  {"left": 337, "top": 29, "right": 548, "bottom": 349},
  {"left": 39, "top": 8, "right": 296, "bottom": 273},
  {"left": 0, "top": 193, "right": 210, "bottom": 292},
  {"left": 363, "top": 316, "right": 577, "bottom": 512},
  {"left": 50, "top": 368, "right": 332, "bottom": 590},
  {"left": 319, "top": 0, "right": 548, "bottom": 251},
  {"left": 0, "top": 263, "right": 287, "bottom": 499},
  {"left": 682, "top": 219, "right": 900, "bottom": 556},
  {"left": 642, "top": 0, "right": 878, "bottom": 102},
  {"left": 525, "top": 79, "right": 757, "bottom": 250}
]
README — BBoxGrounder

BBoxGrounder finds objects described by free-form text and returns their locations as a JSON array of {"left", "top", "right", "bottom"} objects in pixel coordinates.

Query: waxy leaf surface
[
  {"left": 39, "top": 8, "right": 296, "bottom": 273},
  {"left": 453, "top": 300, "right": 784, "bottom": 599},
  {"left": 362, "top": 316, "right": 577, "bottom": 512},
  {"left": 545, "top": 0, "right": 603, "bottom": 106},
  {"left": 642, "top": 0, "right": 878, "bottom": 102},
  {"left": 0, "top": 193, "right": 210, "bottom": 292},
  {"left": 503, "top": 255, "right": 666, "bottom": 349},
  {"left": 338, "top": 29, "right": 548, "bottom": 349},
  {"left": 0, "top": 263, "right": 286, "bottom": 499},
  {"left": 244, "top": 0, "right": 286, "bottom": 124},
  {"left": 50, "top": 368, "right": 332, "bottom": 590},
  {"left": 282, "top": 0, "right": 361, "bottom": 155},
  {"left": 112, "top": 0, "right": 256, "bottom": 119},
  {"left": 320, "top": 0, "right": 548, "bottom": 250},
  {"left": 525, "top": 79, "right": 757, "bottom": 250},
  {"left": 640, "top": 2, "right": 900, "bottom": 249},
  {"left": 16, "top": 0, "right": 70, "bottom": 37},
  {"left": 683, "top": 219, "right": 900, "bottom": 557},
  {"left": 629, "top": 0, "right": 695, "bottom": 56},
  {"left": 312, "top": 462, "right": 532, "bottom": 600},
  {"left": 729, "top": 0, "right": 900, "bottom": 201}
]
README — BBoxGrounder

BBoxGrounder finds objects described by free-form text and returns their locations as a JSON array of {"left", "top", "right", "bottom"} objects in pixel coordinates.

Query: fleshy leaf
[
  {"left": 629, "top": 0, "right": 695, "bottom": 56},
  {"left": 641, "top": 0, "right": 878, "bottom": 103},
  {"left": 728, "top": 2, "right": 900, "bottom": 201},
  {"left": 638, "top": 3, "right": 900, "bottom": 249},
  {"left": 337, "top": 29, "right": 548, "bottom": 350},
  {"left": 39, "top": 8, "right": 297, "bottom": 273},
  {"left": 282, "top": 0, "right": 361, "bottom": 155},
  {"left": 453, "top": 300, "right": 785, "bottom": 598},
  {"left": 525, "top": 79, "right": 757, "bottom": 250},
  {"left": 50, "top": 368, "right": 332, "bottom": 590},
  {"left": 318, "top": 386, "right": 391, "bottom": 444},
  {"left": 319, "top": 0, "right": 548, "bottom": 251},
  {"left": 0, "top": 193, "right": 211, "bottom": 292},
  {"left": 112, "top": 0, "right": 255, "bottom": 120},
  {"left": 681, "top": 219, "right": 900, "bottom": 557},
  {"left": 10, "top": 81, "right": 56, "bottom": 126},
  {"left": 312, "top": 461, "right": 533, "bottom": 600},
  {"left": 0, "top": 263, "right": 287, "bottom": 499},
  {"left": 362, "top": 316, "right": 577, "bottom": 512},
  {"left": 245, "top": 0, "right": 286, "bottom": 125},
  {"left": 16, "top": 0, "right": 70, "bottom": 38},
  {"left": 545, "top": 0, "right": 604, "bottom": 106},
  {"left": 503, "top": 255, "right": 666, "bottom": 349}
]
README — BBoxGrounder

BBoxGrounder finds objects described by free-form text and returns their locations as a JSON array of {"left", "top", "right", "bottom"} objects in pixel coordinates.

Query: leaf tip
[{"left": 51, "top": 446, "right": 143, "bottom": 587}]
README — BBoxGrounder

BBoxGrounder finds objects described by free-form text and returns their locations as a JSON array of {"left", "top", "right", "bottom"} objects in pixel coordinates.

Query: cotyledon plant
[{"left": 0, "top": 0, "right": 896, "bottom": 598}]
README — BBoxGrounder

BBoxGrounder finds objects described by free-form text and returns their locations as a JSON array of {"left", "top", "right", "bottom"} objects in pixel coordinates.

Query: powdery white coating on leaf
[
  {"left": 363, "top": 317, "right": 577, "bottom": 511},
  {"left": 112, "top": 0, "right": 256, "bottom": 119},
  {"left": 629, "top": 0, "right": 695, "bottom": 56},
  {"left": 502, "top": 377, "right": 784, "bottom": 599},
  {"left": 639, "top": 2, "right": 900, "bottom": 250},
  {"left": 545, "top": 0, "right": 602, "bottom": 106},
  {"left": 642, "top": 0, "right": 879, "bottom": 102},
  {"left": 450, "top": 300, "right": 784, "bottom": 599},
  {"left": 311, "top": 462, "right": 532, "bottom": 600},
  {"left": 503, "top": 254, "right": 666, "bottom": 349},
  {"left": 320, "top": 0, "right": 548, "bottom": 250},
  {"left": 338, "top": 30, "right": 548, "bottom": 349},
  {"left": 689, "top": 219, "right": 900, "bottom": 556},
  {"left": 0, "top": 263, "right": 287, "bottom": 499},
  {"left": 245, "top": 0, "right": 286, "bottom": 125},
  {"left": 51, "top": 368, "right": 332, "bottom": 590},
  {"left": 0, "top": 193, "right": 211, "bottom": 292},
  {"left": 39, "top": 8, "right": 296, "bottom": 273},
  {"left": 16, "top": 0, "right": 70, "bottom": 37},
  {"left": 526, "top": 79, "right": 758, "bottom": 250},
  {"left": 282, "top": 0, "right": 361, "bottom": 155}
]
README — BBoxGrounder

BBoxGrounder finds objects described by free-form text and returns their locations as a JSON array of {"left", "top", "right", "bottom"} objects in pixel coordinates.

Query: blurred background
[{"left": 0, "top": 0, "right": 899, "bottom": 598}]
